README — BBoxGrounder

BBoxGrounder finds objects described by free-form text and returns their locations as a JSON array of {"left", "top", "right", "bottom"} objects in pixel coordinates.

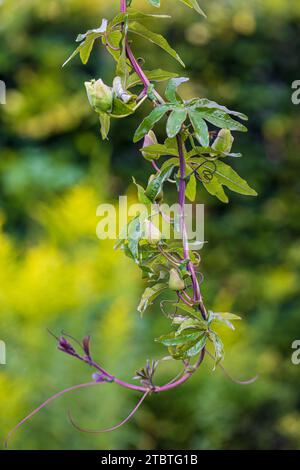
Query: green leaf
[
  {"left": 165, "top": 77, "right": 189, "bottom": 103},
  {"left": 156, "top": 331, "right": 202, "bottom": 346},
  {"left": 186, "top": 172, "right": 197, "bottom": 202},
  {"left": 160, "top": 157, "right": 180, "bottom": 172},
  {"left": 63, "top": 19, "right": 108, "bottom": 67},
  {"left": 214, "top": 312, "right": 242, "bottom": 321},
  {"left": 189, "top": 110, "right": 210, "bottom": 147},
  {"left": 176, "top": 319, "right": 207, "bottom": 335},
  {"left": 76, "top": 20, "right": 108, "bottom": 42},
  {"left": 79, "top": 40, "right": 95, "bottom": 64},
  {"left": 127, "top": 216, "right": 143, "bottom": 259},
  {"left": 103, "top": 30, "right": 122, "bottom": 61},
  {"left": 214, "top": 160, "right": 257, "bottom": 196},
  {"left": 128, "top": 22, "right": 185, "bottom": 67},
  {"left": 140, "top": 144, "right": 178, "bottom": 159},
  {"left": 171, "top": 302, "right": 202, "bottom": 319},
  {"left": 185, "top": 334, "right": 207, "bottom": 357},
  {"left": 99, "top": 113, "right": 110, "bottom": 140},
  {"left": 179, "top": 0, "right": 207, "bottom": 17},
  {"left": 210, "top": 311, "right": 241, "bottom": 330},
  {"left": 166, "top": 108, "right": 187, "bottom": 138},
  {"left": 110, "top": 10, "right": 170, "bottom": 27},
  {"left": 197, "top": 110, "right": 248, "bottom": 132},
  {"left": 196, "top": 158, "right": 256, "bottom": 200},
  {"left": 203, "top": 177, "right": 229, "bottom": 203},
  {"left": 191, "top": 98, "right": 248, "bottom": 120},
  {"left": 133, "top": 105, "right": 170, "bottom": 142},
  {"left": 145, "top": 165, "right": 174, "bottom": 201},
  {"left": 138, "top": 283, "right": 167, "bottom": 314},
  {"left": 132, "top": 177, "right": 152, "bottom": 204},
  {"left": 209, "top": 331, "right": 224, "bottom": 368},
  {"left": 128, "top": 69, "right": 179, "bottom": 88}
]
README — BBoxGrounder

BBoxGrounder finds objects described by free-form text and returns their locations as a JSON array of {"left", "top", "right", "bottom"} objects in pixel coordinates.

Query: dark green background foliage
[{"left": 0, "top": 0, "right": 300, "bottom": 450}]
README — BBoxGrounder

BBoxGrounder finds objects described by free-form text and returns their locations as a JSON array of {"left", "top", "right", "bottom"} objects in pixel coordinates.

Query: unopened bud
[
  {"left": 212, "top": 129, "right": 234, "bottom": 154},
  {"left": 85, "top": 79, "right": 113, "bottom": 113},
  {"left": 142, "top": 131, "right": 158, "bottom": 160},
  {"left": 168, "top": 268, "right": 185, "bottom": 291}
]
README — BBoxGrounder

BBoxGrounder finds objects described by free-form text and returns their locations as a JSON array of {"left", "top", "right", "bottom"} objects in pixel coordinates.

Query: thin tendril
[
  {"left": 68, "top": 391, "right": 149, "bottom": 434},
  {"left": 5, "top": 381, "right": 100, "bottom": 448},
  {"left": 206, "top": 351, "right": 258, "bottom": 385}
]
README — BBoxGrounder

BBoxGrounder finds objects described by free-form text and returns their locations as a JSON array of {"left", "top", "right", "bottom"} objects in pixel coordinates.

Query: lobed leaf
[
  {"left": 166, "top": 108, "right": 187, "bottom": 138},
  {"left": 63, "top": 19, "right": 108, "bottom": 67},
  {"left": 214, "top": 160, "right": 257, "bottom": 196}
]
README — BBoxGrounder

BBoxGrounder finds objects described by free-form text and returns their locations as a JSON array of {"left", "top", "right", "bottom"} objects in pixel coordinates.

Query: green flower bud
[
  {"left": 168, "top": 268, "right": 185, "bottom": 291},
  {"left": 143, "top": 219, "right": 162, "bottom": 244},
  {"left": 85, "top": 79, "right": 113, "bottom": 113},
  {"left": 212, "top": 129, "right": 234, "bottom": 154}
]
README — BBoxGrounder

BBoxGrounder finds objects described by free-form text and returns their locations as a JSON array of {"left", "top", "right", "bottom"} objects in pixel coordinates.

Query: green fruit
[
  {"left": 85, "top": 79, "right": 113, "bottom": 113},
  {"left": 168, "top": 268, "right": 185, "bottom": 291}
]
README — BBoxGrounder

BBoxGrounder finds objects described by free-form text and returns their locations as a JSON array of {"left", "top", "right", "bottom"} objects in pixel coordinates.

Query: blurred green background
[{"left": 1, "top": 0, "right": 300, "bottom": 450}]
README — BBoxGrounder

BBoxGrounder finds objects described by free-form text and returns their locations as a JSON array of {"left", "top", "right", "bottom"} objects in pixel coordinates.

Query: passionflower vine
[{"left": 7, "top": 0, "right": 259, "bottom": 447}]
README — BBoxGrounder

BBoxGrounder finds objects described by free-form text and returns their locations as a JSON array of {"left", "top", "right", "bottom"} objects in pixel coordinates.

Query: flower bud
[
  {"left": 168, "top": 268, "right": 185, "bottom": 291},
  {"left": 143, "top": 219, "right": 162, "bottom": 244},
  {"left": 85, "top": 79, "right": 113, "bottom": 113},
  {"left": 142, "top": 131, "right": 158, "bottom": 160},
  {"left": 212, "top": 129, "right": 234, "bottom": 154}
]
